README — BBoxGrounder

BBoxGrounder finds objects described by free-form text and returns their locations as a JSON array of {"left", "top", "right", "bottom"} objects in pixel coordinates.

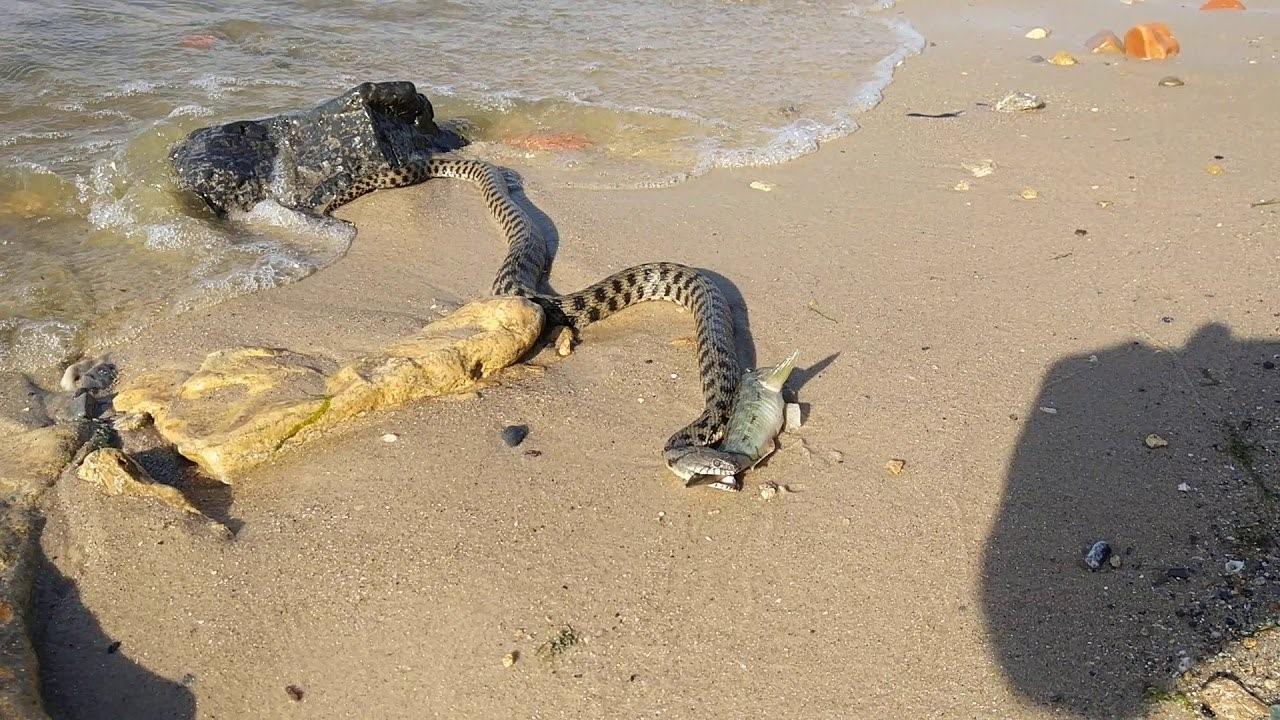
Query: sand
[{"left": 28, "top": 1, "right": 1280, "bottom": 718}]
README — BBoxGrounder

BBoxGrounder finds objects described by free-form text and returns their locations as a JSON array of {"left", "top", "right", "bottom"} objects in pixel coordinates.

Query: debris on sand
[
  {"left": 885, "top": 458, "right": 906, "bottom": 476},
  {"left": 1049, "top": 51, "right": 1078, "bottom": 66},
  {"left": 995, "top": 91, "right": 1045, "bottom": 113},
  {"left": 501, "top": 424, "right": 529, "bottom": 448},
  {"left": 1159, "top": 76, "right": 1185, "bottom": 87},
  {"left": 1145, "top": 433, "right": 1169, "bottom": 448}
]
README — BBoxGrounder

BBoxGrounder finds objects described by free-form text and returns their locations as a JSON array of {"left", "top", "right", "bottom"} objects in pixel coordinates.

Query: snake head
[{"left": 664, "top": 447, "right": 750, "bottom": 482}]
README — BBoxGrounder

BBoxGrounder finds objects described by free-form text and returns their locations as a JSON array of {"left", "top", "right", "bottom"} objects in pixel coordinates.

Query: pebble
[
  {"left": 503, "top": 651, "right": 518, "bottom": 667},
  {"left": 963, "top": 160, "right": 996, "bottom": 177},
  {"left": 1225, "top": 559, "right": 1245, "bottom": 574},
  {"left": 1019, "top": 188, "right": 1039, "bottom": 200},
  {"left": 1158, "top": 76, "right": 1185, "bottom": 87},
  {"left": 1025, "top": 27, "right": 1050, "bottom": 40},
  {"left": 1084, "top": 540, "right": 1112, "bottom": 571},
  {"left": 995, "top": 91, "right": 1045, "bottom": 113},
  {"left": 1144, "top": 433, "right": 1169, "bottom": 448},
  {"left": 749, "top": 181, "right": 774, "bottom": 192},
  {"left": 554, "top": 327, "right": 574, "bottom": 357},
  {"left": 1167, "top": 567, "right": 1192, "bottom": 580},
  {"left": 954, "top": 180, "right": 971, "bottom": 192},
  {"left": 760, "top": 482, "right": 780, "bottom": 500},
  {"left": 784, "top": 403, "right": 803, "bottom": 433},
  {"left": 1109, "top": 554, "right": 1123, "bottom": 569},
  {"left": 1178, "top": 482, "right": 1191, "bottom": 492},
  {"left": 1206, "top": 163, "right": 1225, "bottom": 176},
  {"left": 1049, "top": 51, "right": 1078, "bottom": 66},
  {"left": 381, "top": 433, "right": 398, "bottom": 443},
  {"left": 1039, "top": 406, "right": 1057, "bottom": 414},
  {"left": 501, "top": 425, "right": 529, "bottom": 447},
  {"left": 885, "top": 458, "right": 907, "bottom": 476}
]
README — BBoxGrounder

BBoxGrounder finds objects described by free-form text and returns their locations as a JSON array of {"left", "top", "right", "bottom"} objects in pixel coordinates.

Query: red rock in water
[
  {"left": 1200, "top": 0, "right": 1245, "bottom": 9},
  {"left": 1084, "top": 30, "right": 1125, "bottom": 55},
  {"left": 505, "top": 133, "right": 592, "bottom": 151},
  {"left": 1124, "top": 23, "right": 1180, "bottom": 60},
  {"left": 180, "top": 34, "right": 217, "bottom": 50}
]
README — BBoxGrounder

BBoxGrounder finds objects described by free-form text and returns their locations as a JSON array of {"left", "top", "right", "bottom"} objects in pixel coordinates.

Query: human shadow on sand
[
  {"left": 982, "top": 323, "right": 1278, "bottom": 718},
  {"left": 35, "top": 547, "right": 196, "bottom": 719}
]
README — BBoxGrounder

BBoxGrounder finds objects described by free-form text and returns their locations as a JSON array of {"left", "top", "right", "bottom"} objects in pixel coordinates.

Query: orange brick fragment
[
  {"left": 1124, "top": 23, "right": 1180, "bottom": 60},
  {"left": 1084, "top": 30, "right": 1125, "bottom": 55},
  {"left": 1200, "top": 0, "right": 1245, "bottom": 9}
]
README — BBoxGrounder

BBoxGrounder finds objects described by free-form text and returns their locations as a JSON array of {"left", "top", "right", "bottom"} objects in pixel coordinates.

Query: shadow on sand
[
  {"left": 35, "top": 545, "right": 195, "bottom": 719},
  {"left": 982, "top": 323, "right": 1279, "bottom": 717}
]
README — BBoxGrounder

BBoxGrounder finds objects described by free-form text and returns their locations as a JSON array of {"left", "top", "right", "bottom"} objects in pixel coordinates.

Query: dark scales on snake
[{"left": 310, "top": 156, "right": 741, "bottom": 475}]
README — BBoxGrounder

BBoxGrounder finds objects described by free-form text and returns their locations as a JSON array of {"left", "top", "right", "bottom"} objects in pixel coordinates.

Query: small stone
[
  {"left": 749, "top": 181, "right": 774, "bottom": 192},
  {"left": 503, "top": 651, "right": 518, "bottom": 667},
  {"left": 68, "top": 392, "right": 93, "bottom": 419},
  {"left": 1109, "top": 554, "right": 1122, "bottom": 569},
  {"left": 381, "top": 433, "right": 398, "bottom": 443},
  {"left": 995, "top": 91, "right": 1045, "bottom": 113},
  {"left": 1225, "top": 559, "right": 1245, "bottom": 574},
  {"left": 1097, "top": 200, "right": 1112, "bottom": 208},
  {"left": 1263, "top": 360, "right": 1275, "bottom": 370},
  {"left": 1084, "top": 540, "right": 1112, "bottom": 571},
  {"left": 1178, "top": 482, "right": 1191, "bottom": 492},
  {"left": 1144, "top": 433, "right": 1168, "bottom": 448},
  {"left": 1158, "top": 76, "right": 1185, "bottom": 87},
  {"left": 1048, "top": 51, "right": 1078, "bottom": 66},
  {"left": 554, "top": 327, "right": 574, "bottom": 356},
  {"left": 501, "top": 424, "right": 528, "bottom": 447},
  {"left": 1166, "top": 567, "right": 1192, "bottom": 580},
  {"left": 1039, "top": 406, "right": 1057, "bottom": 414},
  {"left": 1019, "top": 188, "right": 1039, "bottom": 200},
  {"left": 826, "top": 449, "right": 844, "bottom": 463},
  {"left": 1201, "top": 0, "right": 1246, "bottom": 9},
  {"left": 285, "top": 685, "right": 305, "bottom": 702},
  {"left": 953, "top": 180, "right": 971, "bottom": 192},
  {"left": 1084, "top": 30, "right": 1126, "bottom": 55},
  {"left": 759, "top": 482, "right": 779, "bottom": 500},
  {"left": 962, "top": 160, "right": 996, "bottom": 177},
  {"left": 1025, "top": 27, "right": 1050, "bottom": 40},
  {"left": 1125, "top": 23, "right": 1180, "bottom": 61},
  {"left": 784, "top": 403, "right": 802, "bottom": 433},
  {"left": 1206, "top": 163, "right": 1225, "bottom": 176},
  {"left": 885, "top": 458, "right": 906, "bottom": 476},
  {"left": 1029, "top": 54, "right": 1046, "bottom": 63}
]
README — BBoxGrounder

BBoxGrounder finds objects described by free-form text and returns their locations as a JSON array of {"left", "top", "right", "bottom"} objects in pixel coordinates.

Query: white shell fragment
[
  {"left": 381, "top": 433, "right": 399, "bottom": 443},
  {"left": 784, "top": 403, "right": 803, "bottom": 433},
  {"left": 995, "top": 91, "right": 1046, "bottom": 113}
]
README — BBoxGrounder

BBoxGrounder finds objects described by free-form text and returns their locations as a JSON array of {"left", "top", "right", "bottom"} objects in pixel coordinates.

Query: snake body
[{"left": 312, "top": 157, "right": 740, "bottom": 462}]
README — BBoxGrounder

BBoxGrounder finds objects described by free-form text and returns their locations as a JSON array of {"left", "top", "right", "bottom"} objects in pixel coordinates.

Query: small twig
[
  {"left": 1249, "top": 198, "right": 1280, "bottom": 208},
  {"left": 806, "top": 299, "right": 838, "bottom": 323}
]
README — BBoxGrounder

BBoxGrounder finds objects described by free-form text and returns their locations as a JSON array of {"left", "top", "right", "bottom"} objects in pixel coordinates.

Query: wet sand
[{"left": 32, "top": 2, "right": 1280, "bottom": 718}]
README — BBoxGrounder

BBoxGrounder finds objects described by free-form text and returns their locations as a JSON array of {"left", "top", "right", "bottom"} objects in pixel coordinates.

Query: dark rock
[
  {"left": 68, "top": 391, "right": 93, "bottom": 419},
  {"left": 170, "top": 81, "right": 467, "bottom": 215},
  {"left": 1167, "top": 567, "right": 1193, "bottom": 580},
  {"left": 501, "top": 425, "right": 528, "bottom": 448},
  {"left": 1084, "top": 540, "right": 1112, "bottom": 571}
]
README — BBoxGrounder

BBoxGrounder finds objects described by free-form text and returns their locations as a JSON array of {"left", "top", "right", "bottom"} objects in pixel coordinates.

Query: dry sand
[{"left": 31, "top": 1, "right": 1280, "bottom": 718}]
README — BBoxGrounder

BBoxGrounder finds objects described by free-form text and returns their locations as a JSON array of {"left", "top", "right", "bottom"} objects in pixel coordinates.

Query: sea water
[{"left": 0, "top": 0, "right": 921, "bottom": 374}]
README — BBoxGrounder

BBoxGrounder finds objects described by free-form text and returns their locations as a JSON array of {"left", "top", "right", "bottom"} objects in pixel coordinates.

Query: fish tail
[{"left": 762, "top": 350, "right": 799, "bottom": 392}]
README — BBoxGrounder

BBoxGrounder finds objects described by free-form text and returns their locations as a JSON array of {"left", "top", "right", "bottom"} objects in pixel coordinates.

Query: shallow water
[{"left": 0, "top": 0, "right": 921, "bottom": 374}]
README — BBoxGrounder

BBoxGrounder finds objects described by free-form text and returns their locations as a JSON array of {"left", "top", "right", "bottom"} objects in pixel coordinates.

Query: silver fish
[{"left": 667, "top": 351, "right": 798, "bottom": 491}]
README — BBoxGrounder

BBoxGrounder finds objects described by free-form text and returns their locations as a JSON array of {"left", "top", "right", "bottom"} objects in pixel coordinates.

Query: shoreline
[{"left": 5, "top": 0, "right": 1280, "bottom": 718}]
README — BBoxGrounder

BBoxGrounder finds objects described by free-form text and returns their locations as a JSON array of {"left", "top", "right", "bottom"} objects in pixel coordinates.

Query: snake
[{"left": 310, "top": 156, "right": 740, "bottom": 468}]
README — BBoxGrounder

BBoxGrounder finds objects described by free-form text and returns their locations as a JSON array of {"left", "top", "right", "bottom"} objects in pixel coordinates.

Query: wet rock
[
  {"left": 1201, "top": 0, "right": 1246, "bottom": 9},
  {"left": 1048, "top": 51, "right": 1078, "bottom": 66},
  {"left": 1125, "top": 23, "right": 1180, "bottom": 61},
  {"left": 113, "top": 298, "right": 543, "bottom": 481},
  {"left": 501, "top": 425, "right": 528, "bottom": 448},
  {"left": 169, "top": 81, "right": 466, "bottom": 215},
  {"left": 77, "top": 448, "right": 205, "bottom": 518},
  {"left": 1085, "top": 540, "right": 1112, "bottom": 571},
  {"left": 0, "top": 373, "right": 48, "bottom": 435},
  {"left": 995, "top": 91, "right": 1045, "bottom": 113},
  {"left": 1159, "top": 76, "right": 1186, "bottom": 87},
  {"left": 1085, "top": 30, "right": 1125, "bottom": 55}
]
